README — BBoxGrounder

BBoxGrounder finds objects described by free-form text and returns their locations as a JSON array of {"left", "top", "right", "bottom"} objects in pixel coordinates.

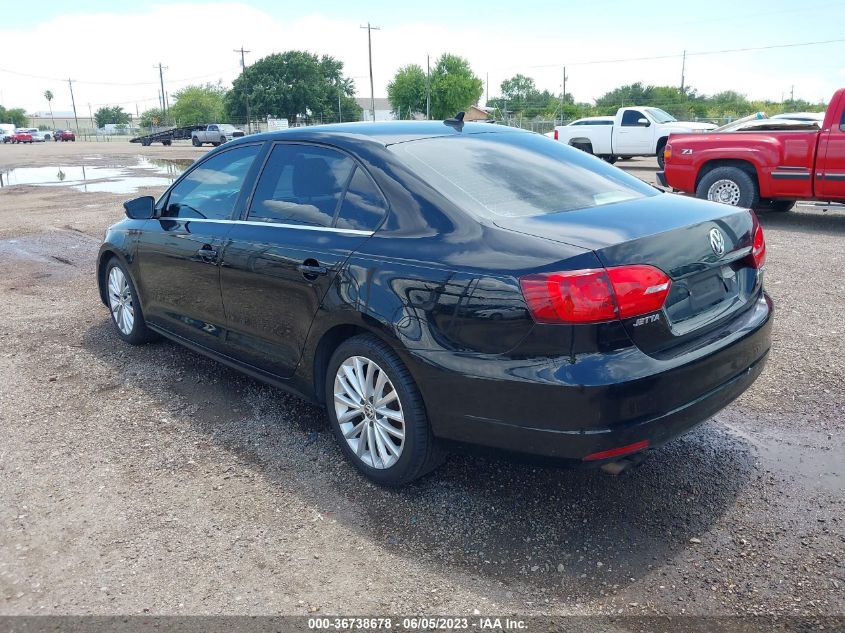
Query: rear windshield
[{"left": 389, "top": 132, "right": 657, "bottom": 218}]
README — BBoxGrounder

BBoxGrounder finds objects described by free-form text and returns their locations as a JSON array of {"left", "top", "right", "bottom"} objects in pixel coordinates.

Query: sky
[{"left": 0, "top": 0, "right": 842, "bottom": 116}]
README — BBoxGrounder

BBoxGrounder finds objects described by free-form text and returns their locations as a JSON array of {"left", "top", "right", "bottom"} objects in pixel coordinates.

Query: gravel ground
[{"left": 0, "top": 142, "right": 842, "bottom": 618}]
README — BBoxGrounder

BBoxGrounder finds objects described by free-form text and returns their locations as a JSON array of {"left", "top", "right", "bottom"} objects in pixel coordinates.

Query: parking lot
[{"left": 0, "top": 140, "right": 842, "bottom": 617}]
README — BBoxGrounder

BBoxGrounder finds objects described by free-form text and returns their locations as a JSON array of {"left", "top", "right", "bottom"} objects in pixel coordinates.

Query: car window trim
[
  {"left": 242, "top": 140, "right": 389, "bottom": 232},
  {"left": 153, "top": 216, "right": 373, "bottom": 236},
  {"left": 156, "top": 141, "right": 266, "bottom": 218}
]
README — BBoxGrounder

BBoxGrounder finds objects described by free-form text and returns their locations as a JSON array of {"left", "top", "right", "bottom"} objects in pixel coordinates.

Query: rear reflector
[
  {"left": 519, "top": 265, "right": 671, "bottom": 324},
  {"left": 750, "top": 212, "right": 766, "bottom": 269},
  {"left": 583, "top": 439, "right": 650, "bottom": 462},
  {"left": 554, "top": 129, "right": 559, "bottom": 141}
]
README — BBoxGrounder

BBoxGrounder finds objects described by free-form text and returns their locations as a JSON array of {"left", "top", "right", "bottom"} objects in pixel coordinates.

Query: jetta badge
[{"left": 709, "top": 227, "right": 726, "bottom": 257}]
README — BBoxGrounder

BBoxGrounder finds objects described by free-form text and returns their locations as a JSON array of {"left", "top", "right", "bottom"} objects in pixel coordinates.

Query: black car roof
[{"left": 228, "top": 120, "right": 527, "bottom": 147}]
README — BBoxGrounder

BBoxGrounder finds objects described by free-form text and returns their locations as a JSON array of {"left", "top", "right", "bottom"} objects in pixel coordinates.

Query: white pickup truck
[
  {"left": 552, "top": 107, "right": 716, "bottom": 168},
  {"left": 191, "top": 124, "right": 245, "bottom": 147}
]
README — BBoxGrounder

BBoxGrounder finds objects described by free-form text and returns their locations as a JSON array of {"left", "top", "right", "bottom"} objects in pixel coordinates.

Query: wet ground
[{"left": 0, "top": 141, "right": 842, "bottom": 618}]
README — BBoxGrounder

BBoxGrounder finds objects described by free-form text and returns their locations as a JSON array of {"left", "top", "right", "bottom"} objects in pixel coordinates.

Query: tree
[
  {"left": 429, "top": 53, "right": 483, "bottom": 120},
  {"left": 225, "top": 51, "right": 361, "bottom": 126},
  {"left": 139, "top": 107, "right": 165, "bottom": 129},
  {"left": 44, "top": 90, "right": 55, "bottom": 129},
  {"left": 94, "top": 106, "right": 130, "bottom": 128},
  {"left": 387, "top": 64, "right": 427, "bottom": 119},
  {"left": 594, "top": 82, "right": 654, "bottom": 114},
  {"left": 169, "top": 83, "right": 226, "bottom": 125},
  {"left": 0, "top": 105, "right": 28, "bottom": 127}
]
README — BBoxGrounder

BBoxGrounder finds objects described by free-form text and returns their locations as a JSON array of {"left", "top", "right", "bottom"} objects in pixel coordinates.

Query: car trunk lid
[{"left": 494, "top": 194, "right": 760, "bottom": 354}]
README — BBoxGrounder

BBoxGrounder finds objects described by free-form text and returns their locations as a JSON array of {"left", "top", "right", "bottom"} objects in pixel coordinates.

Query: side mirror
[
  {"left": 123, "top": 196, "right": 156, "bottom": 220},
  {"left": 637, "top": 118, "right": 651, "bottom": 127}
]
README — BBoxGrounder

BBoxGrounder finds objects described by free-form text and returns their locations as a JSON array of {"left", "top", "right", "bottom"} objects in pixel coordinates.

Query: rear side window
[
  {"left": 163, "top": 144, "right": 260, "bottom": 220},
  {"left": 390, "top": 133, "right": 656, "bottom": 219},
  {"left": 335, "top": 167, "right": 386, "bottom": 231},
  {"left": 249, "top": 144, "right": 355, "bottom": 227}
]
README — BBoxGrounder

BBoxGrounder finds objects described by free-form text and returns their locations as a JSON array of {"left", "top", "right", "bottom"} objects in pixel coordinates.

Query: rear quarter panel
[{"left": 665, "top": 131, "right": 818, "bottom": 198}]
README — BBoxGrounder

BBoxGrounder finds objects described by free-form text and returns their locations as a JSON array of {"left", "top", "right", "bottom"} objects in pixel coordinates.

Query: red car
[
  {"left": 10, "top": 130, "right": 33, "bottom": 144},
  {"left": 659, "top": 88, "right": 843, "bottom": 212},
  {"left": 54, "top": 130, "right": 76, "bottom": 142}
]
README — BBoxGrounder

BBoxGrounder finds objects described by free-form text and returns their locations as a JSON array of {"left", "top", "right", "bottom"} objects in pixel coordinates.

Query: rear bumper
[
  {"left": 656, "top": 170, "right": 668, "bottom": 187},
  {"left": 405, "top": 293, "right": 772, "bottom": 461}
]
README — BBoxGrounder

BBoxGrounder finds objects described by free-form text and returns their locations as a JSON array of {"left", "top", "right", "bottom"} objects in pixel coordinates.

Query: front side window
[
  {"left": 248, "top": 144, "right": 355, "bottom": 227},
  {"left": 162, "top": 144, "right": 260, "bottom": 220},
  {"left": 621, "top": 110, "right": 646, "bottom": 126},
  {"left": 390, "top": 132, "right": 656, "bottom": 219},
  {"left": 645, "top": 107, "right": 677, "bottom": 123}
]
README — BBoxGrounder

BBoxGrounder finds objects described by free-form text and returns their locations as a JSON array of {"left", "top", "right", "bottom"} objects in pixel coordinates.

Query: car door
[
  {"left": 815, "top": 109, "right": 845, "bottom": 200},
  {"left": 614, "top": 109, "right": 653, "bottom": 154},
  {"left": 134, "top": 143, "right": 264, "bottom": 352},
  {"left": 219, "top": 142, "right": 387, "bottom": 377}
]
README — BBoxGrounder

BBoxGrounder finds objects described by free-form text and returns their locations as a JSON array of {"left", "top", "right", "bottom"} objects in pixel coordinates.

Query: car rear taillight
[
  {"left": 750, "top": 213, "right": 766, "bottom": 269},
  {"left": 519, "top": 265, "right": 671, "bottom": 324},
  {"left": 553, "top": 129, "right": 559, "bottom": 141},
  {"left": 663, "top": 143, "right": 671, "bottom": 163}
]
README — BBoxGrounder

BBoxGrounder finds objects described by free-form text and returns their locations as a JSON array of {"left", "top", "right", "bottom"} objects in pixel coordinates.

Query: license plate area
[{"left": 665, "top": 265, "right": 739, "bottom": 324}]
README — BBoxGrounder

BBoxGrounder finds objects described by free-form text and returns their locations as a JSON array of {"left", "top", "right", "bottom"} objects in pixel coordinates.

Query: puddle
[{"left": 0, "top": 156, "right": 189, "bottom": 194}]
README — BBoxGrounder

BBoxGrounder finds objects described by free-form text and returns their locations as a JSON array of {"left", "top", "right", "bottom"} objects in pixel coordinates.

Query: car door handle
[
  {"left": 196, "top": 244, "right": 219, "bottom": 261},
  {"left": 297, "top": 262, "right": 328, "bottom": 277}
]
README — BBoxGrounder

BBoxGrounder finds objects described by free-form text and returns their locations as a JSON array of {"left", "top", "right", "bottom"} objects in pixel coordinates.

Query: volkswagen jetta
[{"left": 97, "top": 121, "right": 772, "bottom": 485}]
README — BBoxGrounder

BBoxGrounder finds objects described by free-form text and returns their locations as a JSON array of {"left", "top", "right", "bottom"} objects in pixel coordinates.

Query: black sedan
[{"left": 97, "top": 121, "right": 772, "bottom": 485}]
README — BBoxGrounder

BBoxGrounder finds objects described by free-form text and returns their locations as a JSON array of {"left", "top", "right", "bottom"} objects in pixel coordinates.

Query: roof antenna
[{"left": 444, "top": 111, "right": 465, "bottom": 129}]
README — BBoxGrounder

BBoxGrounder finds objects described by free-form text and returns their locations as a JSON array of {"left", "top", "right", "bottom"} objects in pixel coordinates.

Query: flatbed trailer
[{"left": 130, "top": 125, "right": 205, "bottom": 146}]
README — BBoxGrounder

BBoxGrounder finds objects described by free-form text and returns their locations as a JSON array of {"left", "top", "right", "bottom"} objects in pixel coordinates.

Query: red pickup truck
[{"left": 658, "top": 88, "right": 843, "bottom": 212}]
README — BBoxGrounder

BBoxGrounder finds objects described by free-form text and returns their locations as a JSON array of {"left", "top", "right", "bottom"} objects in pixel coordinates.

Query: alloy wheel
[
  {"left": 333, "top": 355, "right": 405, "bottom": 469},
  {"left": 107, "top": 266, "right": 135, "bottom": 335}
]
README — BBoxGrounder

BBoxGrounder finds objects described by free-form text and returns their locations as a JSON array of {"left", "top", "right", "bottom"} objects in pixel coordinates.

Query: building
[
  {"left": 27, "top": 111, "right": 96, "bottom": 132},
  {"left": 464, "top": 105, "right": 495, "bottom": 122},
  {"left": 355, "top": 97, "right": 395, "bottom": 122}
]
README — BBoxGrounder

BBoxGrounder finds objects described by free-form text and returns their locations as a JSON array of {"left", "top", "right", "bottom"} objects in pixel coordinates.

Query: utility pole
[
  {"left": 67, "top": 78, "right": 80, "bottom": 136},
  {"left": 234, "top": 46, "right": 252, "bottom": 132},
  {"left": 155, "top": 63, "right": 168, "bottom": 121},
  {"left": 680, "top": 50, "right": 686, "bottom": 93},
  {"left": 561, "top": 66, "right": 567, "bottom": 125},
  {"left": 360, "top": 22, "right": 380, "bottom": 122},
  {"left": 87, "top": 103, "right": 95, "bottom": 141},
  {"left": 790, "top": 85, "right": 795, "bottom": 102},
  {"left": 486, "top": 72, "right": 489, "bottom": 106},
  {"left": 426, "top": 54, "right": 431, "bottom": 120}
]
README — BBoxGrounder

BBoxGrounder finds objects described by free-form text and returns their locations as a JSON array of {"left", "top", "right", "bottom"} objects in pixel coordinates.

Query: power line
[
  {"left": 0, "top": 66, "right": 239, "bottom": 86},
  {"left": 505, "top": 36, "right": 845, "bottom": 71}
]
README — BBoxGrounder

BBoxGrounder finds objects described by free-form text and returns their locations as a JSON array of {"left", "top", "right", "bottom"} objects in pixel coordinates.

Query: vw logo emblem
[{"left": 709, "top": 227, "right": 726, "bottom": 257}]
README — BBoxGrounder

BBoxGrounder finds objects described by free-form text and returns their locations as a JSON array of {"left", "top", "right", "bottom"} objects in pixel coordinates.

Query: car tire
[
  {"left": 758, "top": 199, "right": 796, "bottom": 213},
  {"left": 104, "top": 259, "right": 155, "bottom": 346},
  {"left": 192, "top": 136, "right": 201, "bottom": 147},
  {"left": 325, "top": 334, "right": 445, "bottom": 486},
  {"left": 656, "top": 140, "right": 668, "bottom": 169},
  {"left": 696, "top": 166, "right": 759, "bottom": 208},
  {"left": 220, "top": 136, "right": 227, "bottom": 145}
]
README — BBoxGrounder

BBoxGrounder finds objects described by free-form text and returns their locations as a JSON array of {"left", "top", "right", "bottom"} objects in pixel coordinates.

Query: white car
[
  {"left": 771, "top": 112, "right": 825, "bottom": 125},
  {"left": 552, "top": 107, "right": 716, "bottom": 168}
]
